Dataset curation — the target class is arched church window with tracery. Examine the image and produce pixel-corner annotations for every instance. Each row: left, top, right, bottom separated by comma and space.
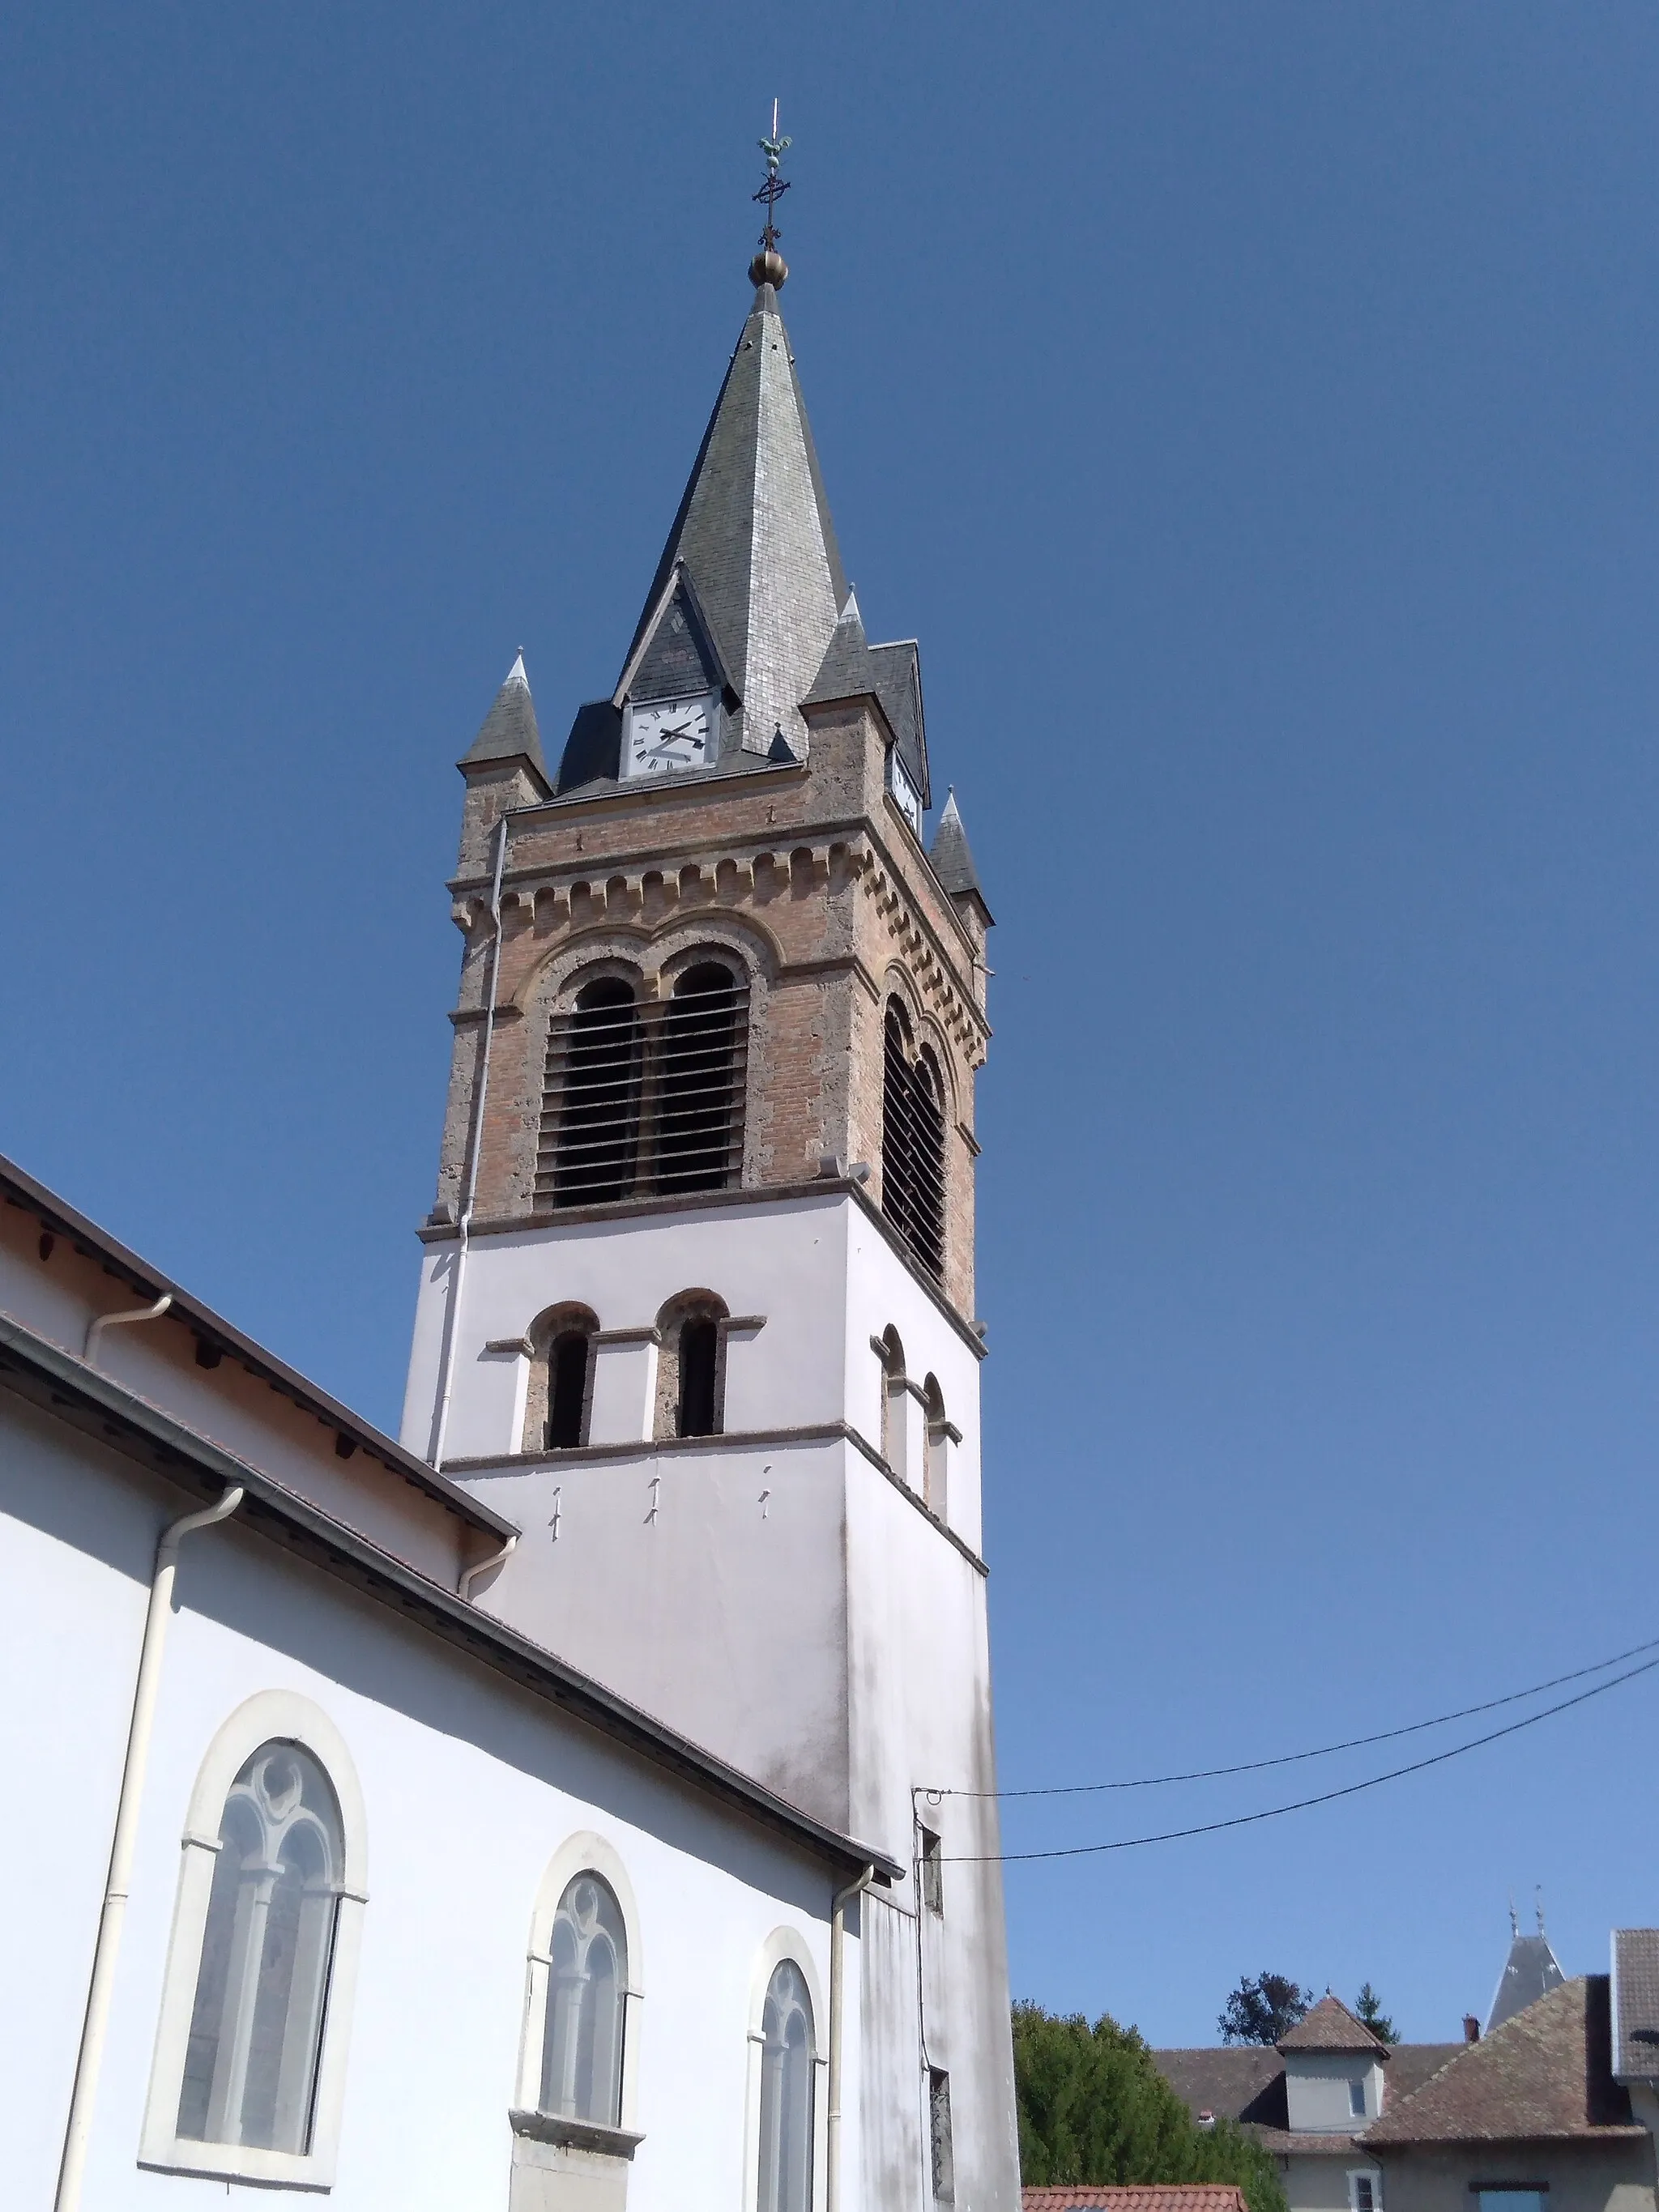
539, 1873, 629, 2128
538, 957, 748, 1208
757, 1960, 816, 2212
881, 1001, 946, 1278
174, 1741, 344, 2156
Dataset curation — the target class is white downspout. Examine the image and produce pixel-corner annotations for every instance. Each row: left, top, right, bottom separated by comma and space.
430, 812, 509, 1470
458, 1530, 519, 1602
85, 1293, 173, 1366
827, 1861, 875, 2212
54, 1482, 245, 2212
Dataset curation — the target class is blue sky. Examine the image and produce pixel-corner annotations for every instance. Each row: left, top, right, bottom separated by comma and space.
3, 4, 1657, 2048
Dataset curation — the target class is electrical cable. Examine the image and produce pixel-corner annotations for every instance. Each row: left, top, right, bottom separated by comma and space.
930, 1628, 1659, 1800
940, 1648, 1659, 1864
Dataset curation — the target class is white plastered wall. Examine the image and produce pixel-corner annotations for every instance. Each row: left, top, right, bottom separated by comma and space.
1, 1397, 856, 2212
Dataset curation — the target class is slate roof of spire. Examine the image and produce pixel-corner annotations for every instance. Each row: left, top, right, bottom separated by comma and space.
1488, 1928, 1567, 2035
929, 790, 988, 914
462, 652, 548, 782
621, 280, 847, 761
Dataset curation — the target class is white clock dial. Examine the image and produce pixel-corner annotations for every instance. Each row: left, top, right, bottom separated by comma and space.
625, 694, 715, 778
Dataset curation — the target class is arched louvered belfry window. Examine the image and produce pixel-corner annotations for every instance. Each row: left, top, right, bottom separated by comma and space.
653, 961, 748, 1194
757, 1961, 817, 2212
543, 978, 643, 1205
540, 1873, 629, 2128
881, 1002, 946, 1278
175, 1742, 344, 2155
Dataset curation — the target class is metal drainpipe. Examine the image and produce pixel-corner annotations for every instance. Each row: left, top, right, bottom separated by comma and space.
827, 1860, 876, 2212
53, 1483, 245, 2212
84, 1293, 173, 1366
430, 812, 509, 1470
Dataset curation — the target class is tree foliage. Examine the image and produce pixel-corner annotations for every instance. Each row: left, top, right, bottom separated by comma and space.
1218, 1974, 1311, 2046
1013, 2001, 1287, 2212
1354, 1985, 1396, 2044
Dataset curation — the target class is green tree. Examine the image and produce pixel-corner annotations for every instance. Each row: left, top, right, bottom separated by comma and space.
1354, 1985, 1396, 2044
1218, 1974, 1311, 2046
1013, 2001, 1287, 2212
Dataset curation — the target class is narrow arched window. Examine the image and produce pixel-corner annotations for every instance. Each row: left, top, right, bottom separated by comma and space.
547, 1330, 592, 1448
540, 1873, 629, 2128
881, 1003, 946, 1277
655, 1291, 729, 1440
175, 1742, 343, 2156
653, 961, 748, 1193
678, 1316, 719, 1436
923, 1375, 949, 1520
542, 978, 643, 1206
757, 1961, 816, 2212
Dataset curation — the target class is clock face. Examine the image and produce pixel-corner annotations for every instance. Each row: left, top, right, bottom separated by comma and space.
625, 694, 716, 778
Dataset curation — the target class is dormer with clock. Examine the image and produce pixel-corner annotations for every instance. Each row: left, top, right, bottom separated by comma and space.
613, 566, 734, 782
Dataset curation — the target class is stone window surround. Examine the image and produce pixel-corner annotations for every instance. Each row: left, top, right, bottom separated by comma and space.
139, 1690, 369, 2193
512, 1831, 646, 2146
744, 1928, 830, 2212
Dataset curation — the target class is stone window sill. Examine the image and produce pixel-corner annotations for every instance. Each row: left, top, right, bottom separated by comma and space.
509, 2111, 645, 2160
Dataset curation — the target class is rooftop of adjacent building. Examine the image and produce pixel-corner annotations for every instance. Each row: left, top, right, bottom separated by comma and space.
1022, 2189, 1249, 2212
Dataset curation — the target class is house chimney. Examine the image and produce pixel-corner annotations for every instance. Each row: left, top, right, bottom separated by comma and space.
1463, 2015, 1481, 2044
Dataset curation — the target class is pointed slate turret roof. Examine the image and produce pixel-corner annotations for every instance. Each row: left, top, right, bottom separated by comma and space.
462, 652, 548, 781
1488, 1925, 1567, 2035
621, 279, 848, 757
803, 591, 932, 802
930, 790, 988, 914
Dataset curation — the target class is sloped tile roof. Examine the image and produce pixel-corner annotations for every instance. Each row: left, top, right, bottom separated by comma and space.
1278, 1994, 1390, 2056
1364, 1978, 1640, 2145
1613, 1930, 1659, 2082
1022, 2189, 1248, 2212
1154, 2042, 1466, 2156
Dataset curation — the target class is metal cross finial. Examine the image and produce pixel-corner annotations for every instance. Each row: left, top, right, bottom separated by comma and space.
754, 99, 792, 254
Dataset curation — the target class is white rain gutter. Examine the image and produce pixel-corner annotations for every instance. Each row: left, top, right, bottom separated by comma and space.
458, 1530, 519, 1602
827, 1860, 876, 2212
54, 1482, 245, 2212
430, 812, 509, 1470
85, 1293, 173, 1366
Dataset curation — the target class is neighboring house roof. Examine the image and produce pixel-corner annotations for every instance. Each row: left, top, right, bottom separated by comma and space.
1153, 2041, 1470, 2156
1613, 1929, 1659, 2082
1487, 1929, 1567, 2035
1364, 1978, 1641, 2146
1279, 1995, 1391, 2056
1022, 2190, 1248, 2212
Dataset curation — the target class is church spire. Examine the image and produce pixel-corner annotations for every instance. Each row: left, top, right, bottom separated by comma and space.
616, 122, 847, 761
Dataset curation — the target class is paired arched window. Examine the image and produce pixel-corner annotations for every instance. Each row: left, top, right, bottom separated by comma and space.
757, 1960, 817, 2212
541, 1873, 629, 2127
176, 1742, 343, 2154
655, 1291, 728, 1439
539, 957, 749, 1207
881, 1001, 945, 1278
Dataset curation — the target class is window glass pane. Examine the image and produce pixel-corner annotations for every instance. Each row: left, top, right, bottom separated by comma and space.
759, 1962, 815, 2212
1350, 2081, 1367, 2116
542, 1873, 629, 2126
1479, 2194, 1545, 2212
176, 1741, 343, 2155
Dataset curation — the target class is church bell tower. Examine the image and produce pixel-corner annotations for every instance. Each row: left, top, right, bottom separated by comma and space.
401, 156, 1019, 2212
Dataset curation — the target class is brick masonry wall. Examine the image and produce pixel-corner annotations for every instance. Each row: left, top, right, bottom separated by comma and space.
434, 706, 991, 1320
